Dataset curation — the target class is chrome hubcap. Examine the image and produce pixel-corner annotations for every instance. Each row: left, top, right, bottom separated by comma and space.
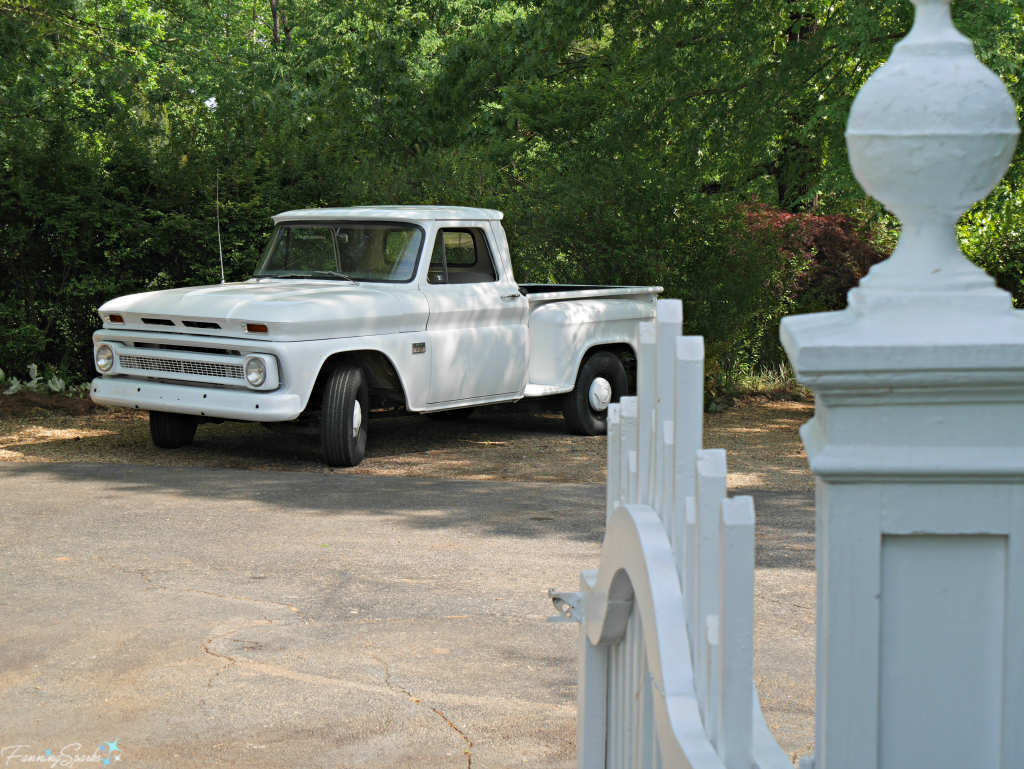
352, 400, 363, 439
589, 377, 612, 411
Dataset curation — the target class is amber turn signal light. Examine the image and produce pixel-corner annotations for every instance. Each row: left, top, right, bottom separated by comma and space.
108, 314, 124, 324
244, 323, 268, 333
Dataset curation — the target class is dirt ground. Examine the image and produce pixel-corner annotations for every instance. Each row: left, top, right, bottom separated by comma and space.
0, 392, 814, 492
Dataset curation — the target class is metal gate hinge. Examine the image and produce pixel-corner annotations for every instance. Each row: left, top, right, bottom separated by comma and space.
547, 589, 582, 623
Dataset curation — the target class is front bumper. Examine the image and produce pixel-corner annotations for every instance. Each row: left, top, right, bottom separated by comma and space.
91, 377, 302, 422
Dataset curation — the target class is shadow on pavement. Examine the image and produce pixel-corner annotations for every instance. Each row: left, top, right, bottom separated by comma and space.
0, 462, 609, 543
740, 489, 816, 572
0, 465, 815, 563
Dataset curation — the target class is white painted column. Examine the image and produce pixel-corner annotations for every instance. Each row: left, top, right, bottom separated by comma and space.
781, 2, 1022, 767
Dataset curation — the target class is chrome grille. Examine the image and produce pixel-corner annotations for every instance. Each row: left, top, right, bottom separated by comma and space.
118, 354, 244, 380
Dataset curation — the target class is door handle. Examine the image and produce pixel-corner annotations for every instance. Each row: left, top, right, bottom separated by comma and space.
501, 294, 520, 300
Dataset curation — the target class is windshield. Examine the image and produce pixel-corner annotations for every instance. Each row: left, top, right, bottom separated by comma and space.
254, 223, 424, 283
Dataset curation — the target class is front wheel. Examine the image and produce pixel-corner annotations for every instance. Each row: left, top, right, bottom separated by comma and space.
149, 411, 198, 449
562, 352, 628, 436
321, 364, 370, 467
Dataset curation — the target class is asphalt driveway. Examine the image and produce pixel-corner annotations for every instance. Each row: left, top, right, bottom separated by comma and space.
0, 464, 814, 767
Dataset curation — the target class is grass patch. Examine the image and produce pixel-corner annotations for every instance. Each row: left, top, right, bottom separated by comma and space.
709, 364, 812, 412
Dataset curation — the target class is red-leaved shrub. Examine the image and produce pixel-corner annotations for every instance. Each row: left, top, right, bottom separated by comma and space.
744, 202, 889, 314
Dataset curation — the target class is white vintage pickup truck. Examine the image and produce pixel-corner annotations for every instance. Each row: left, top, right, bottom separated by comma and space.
91, 206, 661, 466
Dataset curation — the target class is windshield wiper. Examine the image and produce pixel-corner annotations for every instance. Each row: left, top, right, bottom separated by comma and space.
258, 271, 356, 282
310, 271, 356, 282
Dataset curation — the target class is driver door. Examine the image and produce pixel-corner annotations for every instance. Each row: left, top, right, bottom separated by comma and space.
423, 224, 527, 404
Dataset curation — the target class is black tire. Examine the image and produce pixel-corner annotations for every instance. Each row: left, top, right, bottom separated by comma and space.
425, 407, 476, 421
321, 364, 369, 467
562, 351, 628, 436
149, 411, 198, 449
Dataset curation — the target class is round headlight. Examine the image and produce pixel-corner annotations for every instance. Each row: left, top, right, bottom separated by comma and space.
245, 358, 267, 387
95, 344, 114, 372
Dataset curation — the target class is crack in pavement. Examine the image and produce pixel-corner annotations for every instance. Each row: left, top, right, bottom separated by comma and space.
198, 619, 280, 719
201, 626, 242, 701
94, 556, 305, 618
94, 557, 306, 721
91, 556, 523, 761
371, 653, 473, 768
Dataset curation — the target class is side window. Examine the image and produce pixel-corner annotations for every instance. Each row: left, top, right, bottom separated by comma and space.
426, 229, 498, 285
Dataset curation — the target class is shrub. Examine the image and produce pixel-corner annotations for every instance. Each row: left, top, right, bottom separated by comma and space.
744, 202, 889, 314
732, 203, 889, 377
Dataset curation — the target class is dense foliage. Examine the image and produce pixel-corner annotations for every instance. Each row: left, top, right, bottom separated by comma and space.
1, 0, 1022, 386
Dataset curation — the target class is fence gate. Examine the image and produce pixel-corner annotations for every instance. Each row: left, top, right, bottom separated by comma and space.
550, 302, 791, 769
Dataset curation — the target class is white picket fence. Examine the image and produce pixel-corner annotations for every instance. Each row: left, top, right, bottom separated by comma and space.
550, 301, 790, 769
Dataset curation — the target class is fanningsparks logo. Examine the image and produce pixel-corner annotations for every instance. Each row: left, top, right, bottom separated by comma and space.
1, 740, 122, 766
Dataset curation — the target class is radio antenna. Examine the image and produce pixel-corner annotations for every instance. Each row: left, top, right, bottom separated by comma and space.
216, 171, 226, 284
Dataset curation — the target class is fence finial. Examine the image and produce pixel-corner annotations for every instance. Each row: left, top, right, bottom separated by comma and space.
844, 0, 1019, 310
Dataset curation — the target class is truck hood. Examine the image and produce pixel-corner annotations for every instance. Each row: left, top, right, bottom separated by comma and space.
99, 280, 424, 341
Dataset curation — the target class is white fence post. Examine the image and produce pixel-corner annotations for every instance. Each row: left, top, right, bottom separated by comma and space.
636, 322, 657, 506
781, 2, 1022, 767
675, 337, 705, 588
577, 570, 608, 769
620, 396, 638, 506
655, 301, 683, 519
606, 404, 621, 526
694, 450, 727, 746
718, 496, 754, 769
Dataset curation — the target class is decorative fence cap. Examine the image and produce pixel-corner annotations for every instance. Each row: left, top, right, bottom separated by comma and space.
845, 0, 1019, 309
783, 0, 1023, 380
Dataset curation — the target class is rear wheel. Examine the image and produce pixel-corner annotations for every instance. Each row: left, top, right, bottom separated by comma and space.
425, 407, 475, 421
562, 352, 628, 436
322, 364, 369, 467
149, 411, 198, 449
